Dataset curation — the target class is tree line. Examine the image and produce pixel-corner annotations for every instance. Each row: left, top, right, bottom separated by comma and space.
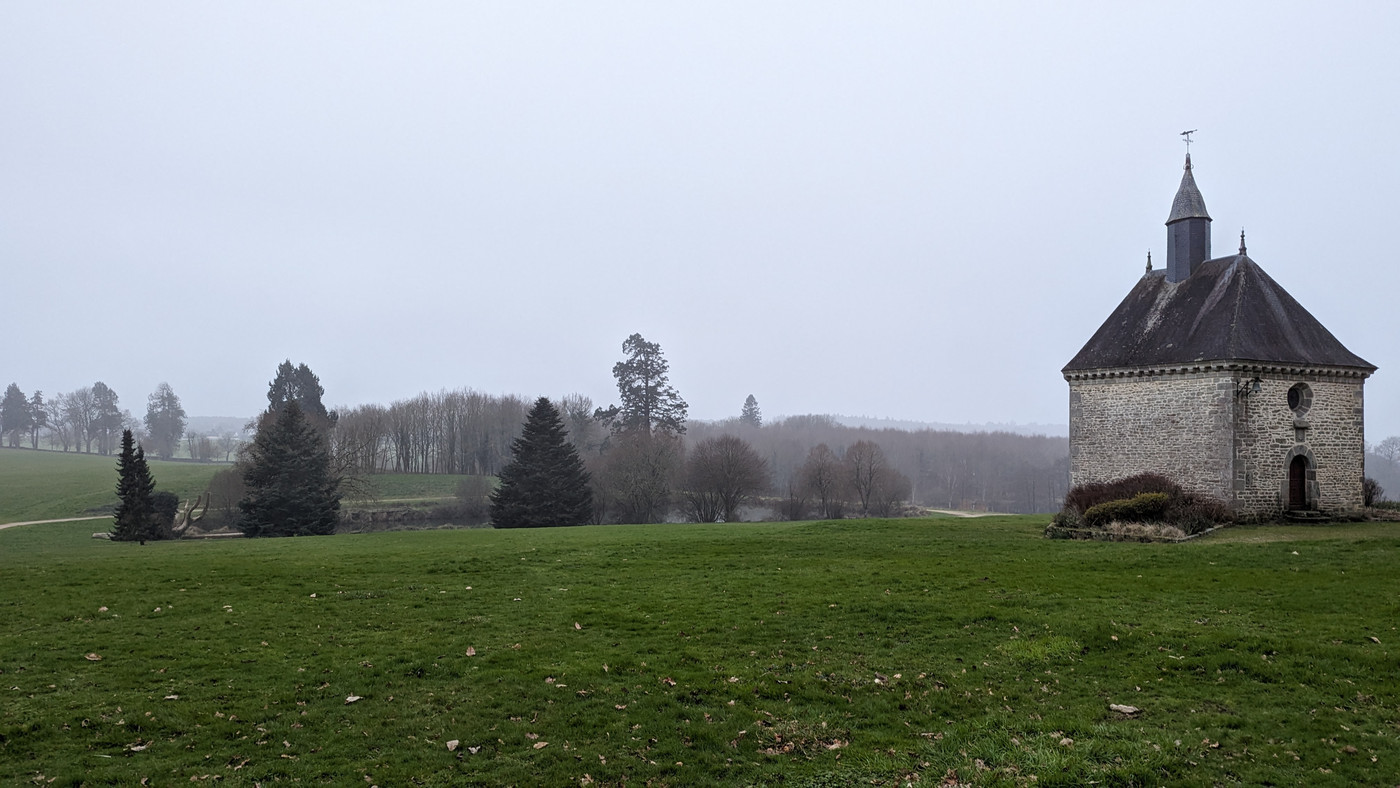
1, 380, 236, 460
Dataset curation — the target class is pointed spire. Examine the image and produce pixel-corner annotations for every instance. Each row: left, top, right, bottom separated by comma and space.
1146, 250, 1152, 273
1239, 228, 1247, 255
1165, 151, 1213, 282
1167, 153, 1211, 224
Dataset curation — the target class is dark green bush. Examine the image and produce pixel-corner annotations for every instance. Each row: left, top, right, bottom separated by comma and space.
1084, 492, 1170, 527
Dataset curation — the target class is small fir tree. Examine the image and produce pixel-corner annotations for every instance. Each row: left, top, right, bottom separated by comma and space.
490, 397, 593, 528
111, 429, 156, 542
239, 399, 341, 537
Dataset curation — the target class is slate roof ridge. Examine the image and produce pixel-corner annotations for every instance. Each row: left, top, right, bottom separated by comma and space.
1064, 253, 1374, 374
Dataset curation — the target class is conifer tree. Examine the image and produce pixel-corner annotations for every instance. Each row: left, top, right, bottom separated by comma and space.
111, 429, 156, 542
595, 334, 688, 437
1, 383, 33, 448
239, 399, 341, 537
490, 397, 593, 528
739, 394, 762, 428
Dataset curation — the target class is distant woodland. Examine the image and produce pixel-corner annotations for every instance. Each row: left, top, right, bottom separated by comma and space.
6, 336, 1398, 520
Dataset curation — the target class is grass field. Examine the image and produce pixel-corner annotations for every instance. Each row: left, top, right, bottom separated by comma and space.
0, 448, 225, 524
348, 473, 467, 503
2, 516, 1398, 785
0, 449, 477, 525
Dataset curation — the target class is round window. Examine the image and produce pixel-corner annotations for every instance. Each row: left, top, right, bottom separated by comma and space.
1287, 382, 1312, 416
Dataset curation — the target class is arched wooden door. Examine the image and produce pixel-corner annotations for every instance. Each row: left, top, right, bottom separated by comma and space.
1288, 455, 1308, 510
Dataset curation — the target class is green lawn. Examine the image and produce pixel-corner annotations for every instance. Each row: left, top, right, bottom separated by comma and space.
0, 448, 224, 524
0, 449, 480, 523
348, 472, 471, 503
2, 516, 1398, 785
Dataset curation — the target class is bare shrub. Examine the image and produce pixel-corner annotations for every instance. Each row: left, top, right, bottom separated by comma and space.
1363, 477, 1384, 507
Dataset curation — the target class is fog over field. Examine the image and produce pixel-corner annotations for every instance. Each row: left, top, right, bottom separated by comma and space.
3, 3, 1396, 438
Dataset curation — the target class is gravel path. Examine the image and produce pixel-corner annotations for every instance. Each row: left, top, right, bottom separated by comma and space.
0, 515, 108, 530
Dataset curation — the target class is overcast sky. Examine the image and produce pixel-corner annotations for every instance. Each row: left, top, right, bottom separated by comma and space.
3, 3, 1397, 439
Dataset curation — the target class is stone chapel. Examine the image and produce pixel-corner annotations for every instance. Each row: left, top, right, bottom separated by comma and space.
1062, 154, 1376, 518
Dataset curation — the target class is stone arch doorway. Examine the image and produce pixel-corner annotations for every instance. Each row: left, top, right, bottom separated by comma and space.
1288, 455, 1308, 510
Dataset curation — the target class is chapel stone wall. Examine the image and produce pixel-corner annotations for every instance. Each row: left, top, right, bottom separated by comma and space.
1233, 374, 1366, 515
1067, 371, 1235, 502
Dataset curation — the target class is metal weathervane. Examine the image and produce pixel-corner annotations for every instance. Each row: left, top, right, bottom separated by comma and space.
1180, 129, 1197, 152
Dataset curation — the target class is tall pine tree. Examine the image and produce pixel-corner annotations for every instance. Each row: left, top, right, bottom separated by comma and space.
490, 398, 593, 528
111, 429, 156, 542
238, 399, 341, 537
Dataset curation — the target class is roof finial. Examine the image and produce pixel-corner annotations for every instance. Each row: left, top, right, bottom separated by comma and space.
1181, 129, 1196, 153
1146, 250, 1152, 273
1239, 228, 1247, 256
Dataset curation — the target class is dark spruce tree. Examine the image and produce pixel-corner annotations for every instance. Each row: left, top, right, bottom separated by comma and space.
238, 399, 341, 537
111, 429, 157, 543
490, 397, 593, 528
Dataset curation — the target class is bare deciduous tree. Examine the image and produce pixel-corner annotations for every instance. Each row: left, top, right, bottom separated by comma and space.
592, 433, 682, 524
800, 443, 847, 519
845, 440, 889, 516
683, 434, 769, 522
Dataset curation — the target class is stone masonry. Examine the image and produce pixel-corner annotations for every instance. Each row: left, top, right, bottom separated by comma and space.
1067, 365, 1368, 517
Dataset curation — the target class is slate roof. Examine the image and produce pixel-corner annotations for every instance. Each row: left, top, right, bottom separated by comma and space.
1167, 153, 1211, 223
1063, 254, 1375, 373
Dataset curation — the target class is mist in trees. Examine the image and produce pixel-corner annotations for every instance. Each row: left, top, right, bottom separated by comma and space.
2, 383, 32, 448
90, 382, 123, 455
1368, 436, 1400, 502
683, 435, 770, 522
144, 383, 187, 459
740, 395, 762, 428
335, 389, 531, 476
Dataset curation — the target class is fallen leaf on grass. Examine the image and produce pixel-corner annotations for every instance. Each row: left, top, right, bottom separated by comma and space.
1059, 737, 1074, 747
345, 695, 363, 704
526, 733, 539, 740
85, 653, 102, 661
615, 704, 627, 710
164, 695, 179, 700
98, 606, 108, 613
661, 677, 676, 686
465, 647, 476, 657
447, 740, 459, 751
574, 622, 582, 630
1369, 636, 1381, 644
533, 741, 549, 749
468, 746, 480, 754
1109, 704, 1141, 715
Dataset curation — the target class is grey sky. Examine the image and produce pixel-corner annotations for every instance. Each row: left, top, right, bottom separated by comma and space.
3, 3, 1397, 439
